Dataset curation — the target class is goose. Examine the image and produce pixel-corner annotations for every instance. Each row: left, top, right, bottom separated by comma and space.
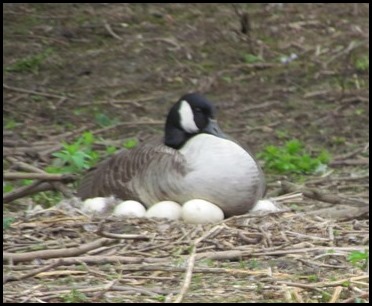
76, 93, 265, 217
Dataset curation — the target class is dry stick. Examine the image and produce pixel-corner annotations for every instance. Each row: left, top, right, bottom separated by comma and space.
91, 120, 163, 135
3, 181, 51, 203
48, 125, 92, 142
341, 291, 369, 303
281, 181, 368, 207
95, 220, 151, 240
306, 174, 369, 185
304, 205, 369, 221
329, 159, 369, 166
103, 20, 122, 40
56, 256, 171, 265
3, 259, 62, 284
3, 238, 115, 263
3, 83, 69, 99
3, 259, 280, 276
277, 275, 368, 290
6, 157, 74, 199
242, 101, 280, 113
173, 225, 224, 303
96, 231, 151, 241
325, 39, 368, 66
3, 179, 71, 203
4, 172, 76, 181
5, 157, 48, 172
329, 286, 343, 303
330, 146, 364, 161
251, 246, 367, 257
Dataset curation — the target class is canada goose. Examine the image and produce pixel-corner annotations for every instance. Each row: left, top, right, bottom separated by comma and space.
77, 93, 265, 217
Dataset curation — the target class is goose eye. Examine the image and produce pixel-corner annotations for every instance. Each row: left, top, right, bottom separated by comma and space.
194, 107, 203, 113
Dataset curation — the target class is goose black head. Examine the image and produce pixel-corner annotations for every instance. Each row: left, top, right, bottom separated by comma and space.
164, 93, 226, 149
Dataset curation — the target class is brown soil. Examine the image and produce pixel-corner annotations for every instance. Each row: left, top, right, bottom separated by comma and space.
3, 4, 369, 303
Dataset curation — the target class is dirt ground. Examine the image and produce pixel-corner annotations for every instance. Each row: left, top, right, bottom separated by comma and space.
3, 4, 369, 303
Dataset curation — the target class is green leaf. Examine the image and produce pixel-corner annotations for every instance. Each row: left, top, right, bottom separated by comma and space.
3, 217, 15, 230
286, 139, 302, 154
243, 53, 263, 64
257, 139, 331, 174
81, 131, 95, 145
347, 250, 369, 264
123, 138, 138, 149
106, 145, 117, 155
52, 151, 70, 161
3, 183, 14, 193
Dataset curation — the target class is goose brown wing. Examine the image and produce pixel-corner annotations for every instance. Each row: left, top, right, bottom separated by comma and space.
76, 137, 188, 201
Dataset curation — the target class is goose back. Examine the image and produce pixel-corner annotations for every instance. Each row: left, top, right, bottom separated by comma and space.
76, 137, 189, 205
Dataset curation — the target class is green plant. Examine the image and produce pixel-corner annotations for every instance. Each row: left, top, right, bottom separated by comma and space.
243, 53, 263, 64
246, 259, 260, 269
347, 250, 369, 270
307, 274, 319, 282
257, 139, 330, 174
155, 295, 166, 302
3, 217, 15, 230
123, 138, 138, 149
95, 113, 119, 127
5, 48, 53, 74
60, 289, 88, 303
48, 132, 138, 174
48, 132, 100, 174
3, 183, 13, 193
355, 55, 369, 72
4, 118, 20, 129
31, 191, 63, 208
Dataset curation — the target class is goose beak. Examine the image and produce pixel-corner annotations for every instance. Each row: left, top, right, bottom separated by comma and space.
202, 119, 227, 139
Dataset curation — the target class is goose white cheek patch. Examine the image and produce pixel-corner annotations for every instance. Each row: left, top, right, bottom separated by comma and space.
179, 100, 199, 133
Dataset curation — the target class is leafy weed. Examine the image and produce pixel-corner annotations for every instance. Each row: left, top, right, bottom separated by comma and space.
257, 139, 330, 174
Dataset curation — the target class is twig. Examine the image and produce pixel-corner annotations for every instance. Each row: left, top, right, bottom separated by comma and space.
330, 286, 343, 303
143, 37, 181, 51
304, 205, 369, 221
3, 238, 115, 263
281, 181, 368, 207
173, 225, 225, 303
47, 125, 91, 142
3, 83, 68, 99
91, 121, 163, 135
3, 181, 51, 203
3, 260, 62, 284
278, 275, 368, 289
6, 157, 49, 173
94, 220, 151, 240
242, 101, 280, 113
325, 40, 368, 66
4, 172, 77, 181
5, 157, 74, 200
103, 20, 122, 40
341, 291, 369, 303
329, 158, 369, 166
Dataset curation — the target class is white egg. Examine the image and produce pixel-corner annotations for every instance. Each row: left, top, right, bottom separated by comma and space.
250, 199, 280, 212
146, 201, 182, 220
82, 197, 107, 214
113, 200, 146, 218
182, 199, 224, 224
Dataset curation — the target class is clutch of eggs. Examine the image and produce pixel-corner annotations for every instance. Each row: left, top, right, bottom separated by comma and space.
81, 197, 224, 223
81, 197, 281, 223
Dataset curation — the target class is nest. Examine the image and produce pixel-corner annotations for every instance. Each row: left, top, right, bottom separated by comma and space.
3, 208, 369, 303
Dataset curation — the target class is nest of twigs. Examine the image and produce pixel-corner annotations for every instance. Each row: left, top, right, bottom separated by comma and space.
3, 206, 369, 303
